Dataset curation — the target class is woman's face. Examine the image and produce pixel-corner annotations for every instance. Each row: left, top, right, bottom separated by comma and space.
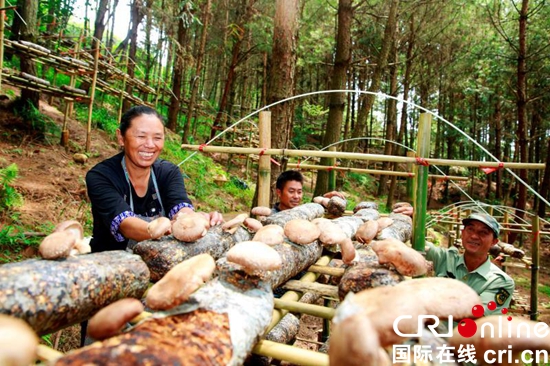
117, 113, 165, 169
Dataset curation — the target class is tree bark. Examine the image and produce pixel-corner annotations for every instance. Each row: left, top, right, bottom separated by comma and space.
350, 0, 399, 152
183, 0, 212, 143
167, 8, 188, 131
210, 0, 256, 141
122, 0, 145, 112
314, 0, 352, 197
509, 0, 529, 244
19, 0, 39, 108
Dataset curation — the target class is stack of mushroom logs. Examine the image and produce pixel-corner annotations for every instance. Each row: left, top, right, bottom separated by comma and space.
0, 201, 547, 365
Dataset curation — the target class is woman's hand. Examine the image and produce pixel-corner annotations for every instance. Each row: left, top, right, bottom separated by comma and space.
208, 211, 224, 226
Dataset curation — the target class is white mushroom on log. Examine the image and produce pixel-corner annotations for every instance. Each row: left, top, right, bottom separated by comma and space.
375, 217, 394, 232
0, 314, 39, 366
39, 220, 89, 259
87, 298, 145, 340
355, 220, 379, 244
284, 219, 320, 245
340, 237, 358, 265
370, 237, 429, 277
226, 240, 282, 275
147, 217, 171, 240
221, 213, 249, 234
146, 253, 216, 310
318, 221, 347, 246
252, 224, 285, 246
243, 217, 263, 232
171, 212, 210, 242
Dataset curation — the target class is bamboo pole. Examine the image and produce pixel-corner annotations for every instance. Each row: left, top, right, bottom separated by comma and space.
36, 345, 63, 362
434, 220, 549, 235
503, 211, 509, 243
282, 280, 339, 298
274, 298, 335, 320
530, 216, 540, 321
257, 111, 271, 207
118, 52, 129, 123
253, 340, 329, 366
412, 113, 431, 252
307, 264, 345, 277
60, 33, 83, 148
406, 151, 415, 201
0, 0, 4, 91
287, 163, 469, 180
85, 43, 100, 153
181, 145, 545, 170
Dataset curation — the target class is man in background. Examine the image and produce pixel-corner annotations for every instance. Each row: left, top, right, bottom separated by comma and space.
272, 170, 344, 213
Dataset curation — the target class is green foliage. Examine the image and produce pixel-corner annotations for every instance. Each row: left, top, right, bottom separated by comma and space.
13, 100, 60, 140
74, 104, 119, 136
0, 164, 23, 216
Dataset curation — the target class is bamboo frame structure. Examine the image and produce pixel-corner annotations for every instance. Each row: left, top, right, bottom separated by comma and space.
287, 162, 469, 180
181, 144, 545, 170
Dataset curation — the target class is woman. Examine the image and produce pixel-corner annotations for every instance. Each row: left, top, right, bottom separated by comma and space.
86, 105, 223, 252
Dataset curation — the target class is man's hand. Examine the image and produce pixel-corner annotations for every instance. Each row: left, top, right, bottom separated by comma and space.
323, 191, 345, 200
393, 205, 413, 217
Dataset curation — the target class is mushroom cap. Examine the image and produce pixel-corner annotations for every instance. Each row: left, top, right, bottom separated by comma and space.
54, 220, 84, 240
0, 314, 39, 366
342, 277, 481, 347
39, 231, 77, 259
147, 217, 172, 239
318, 221, 347, 246
340, 237, 357, 265
449, 315, 550, 356
376, 217, 394, 232
146, 253, 216, 310
252, 224, 285, 246
370, 237, 428, 277
353, 201, 379, 213
87, 298, 144, 340
221, 213, 249, 232
355, 220, 379, 244
243, 218, 263, 232
284, 219, 320, 245
172, 213, 209, 242
392, 202, 412, 210
226, 240, 282, 273
251, 206, 272, 216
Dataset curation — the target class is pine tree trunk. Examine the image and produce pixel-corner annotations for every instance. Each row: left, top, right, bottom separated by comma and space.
183, 0, 212, 143
19, 0, 39, 108
314, 0, 351, 197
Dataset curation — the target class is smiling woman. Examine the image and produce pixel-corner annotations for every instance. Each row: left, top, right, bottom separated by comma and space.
85, 106, 223, 253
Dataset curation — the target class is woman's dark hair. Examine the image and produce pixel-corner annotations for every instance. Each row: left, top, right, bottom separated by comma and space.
119, 106, 164, 136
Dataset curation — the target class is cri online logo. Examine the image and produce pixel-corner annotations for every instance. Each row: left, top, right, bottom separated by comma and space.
457, 301, 511, 338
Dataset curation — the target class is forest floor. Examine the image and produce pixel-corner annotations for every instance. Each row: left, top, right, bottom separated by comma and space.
1, 91, 549, 361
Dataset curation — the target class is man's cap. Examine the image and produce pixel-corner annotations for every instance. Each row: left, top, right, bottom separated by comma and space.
462, 213, 500, 237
